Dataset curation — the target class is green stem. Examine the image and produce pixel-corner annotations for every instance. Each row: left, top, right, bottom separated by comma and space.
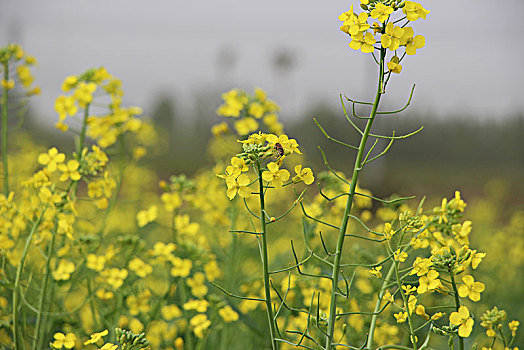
449, 271, 464, 350
2, 62, 9, 196
178, 279, 194, 350
32, 224, 57, 350
77, 103, 90, 157
324, 47, 386, 350
12, 210, 45, 349
394, 261, 418, 350
256, 162, 278, 350
367, 261, 396, 348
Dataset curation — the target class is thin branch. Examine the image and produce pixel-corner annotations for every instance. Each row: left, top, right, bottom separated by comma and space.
313, 118, 359, 150
377, 84, 416, 115
210, 282, 265, 302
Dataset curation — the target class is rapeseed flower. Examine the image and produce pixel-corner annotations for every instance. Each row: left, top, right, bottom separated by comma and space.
38, 147, 65, 173
450, 306, 474, 337
51, 332, 76, 349
458, 275, 485, 302
262, 162, 290, 188
292, 165, 315, 185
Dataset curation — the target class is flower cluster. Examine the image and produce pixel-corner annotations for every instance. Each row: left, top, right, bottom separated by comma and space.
215, 87, 283, 135
0, 43, 40, 95
339, 0, 428, 73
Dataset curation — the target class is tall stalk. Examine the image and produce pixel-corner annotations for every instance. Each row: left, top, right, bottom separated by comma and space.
324, 47, 386, 350
2, 62, 9, 196
12, 210, 45, 349
33, 224, 57, 350
450, 271, 464, 350
256, 161, 278, 350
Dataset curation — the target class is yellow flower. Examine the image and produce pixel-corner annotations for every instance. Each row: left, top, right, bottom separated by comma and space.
417, 270, 441, 294
410, 257, 431, 276
248, 102, 264, 118
458, 275, 485, 302
100, 268, 128, 289
170, 257, 192, 277
161, 305, 182, 320
450, 306, 474, 337
84, 329, 109, 345
370, 3, 393, 22
349, 32, 376, 53
58, 160, 81, 182
226, 174, 252, 200
394, 249, 408, 262
292, 165, 315, 185
387, 56, 402, 74
394, 311, 408, 323
51, 332, 76, 349
128, 257, 153, 278
52, 260, 75, 281
416, 305, 430, 320
403, 1, 430, 21
17, 65, 34, 87
73, 81, 97, 107
137, 205, 158, 227
38, 147, 66, 173
126, 290, 151, 316
370, 266, 382, 278
87, 254, 106, 272
381, 23, 404, 51
161, 192, 182, 212
61, 76, 78, 92
184, 299, 209, 313
1, 79, 15, 90
190, 314, 211, 338
234, 117, 258, 136
509, 320, 519, 337
219, 305, 239, 323
54, 95, 78, 120
262, 162, 290, 188
100, 343, 118, 350
187, 272, 208, 298
211, 122, 229, 137
266, 134, 301, 154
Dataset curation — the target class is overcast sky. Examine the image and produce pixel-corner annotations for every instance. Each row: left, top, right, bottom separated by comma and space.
1, 0, 524, 124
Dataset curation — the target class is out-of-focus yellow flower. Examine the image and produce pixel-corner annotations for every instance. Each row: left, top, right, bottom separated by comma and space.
219, 305, 239, 323
170, 257, 192, 277
137, 205, 158, 227
190, 314, 211, 338
234, 117, 258, 136
128, 257, 153, 278
58, 160, 81, 182
161, 305, 182, 320
52, 260, 75, 281
183, 299, 209, 313
87, 254, 106, 272
38, 147, 66, 173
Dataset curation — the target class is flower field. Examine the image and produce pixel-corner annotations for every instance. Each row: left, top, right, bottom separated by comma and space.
0, 1, 522, 349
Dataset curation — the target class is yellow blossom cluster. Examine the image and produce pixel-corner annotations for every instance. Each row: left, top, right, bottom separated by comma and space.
215, 87, 283, 135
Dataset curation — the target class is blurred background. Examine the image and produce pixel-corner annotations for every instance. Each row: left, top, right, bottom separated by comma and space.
1, 0, 522, 197
1, 0, 523, 345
